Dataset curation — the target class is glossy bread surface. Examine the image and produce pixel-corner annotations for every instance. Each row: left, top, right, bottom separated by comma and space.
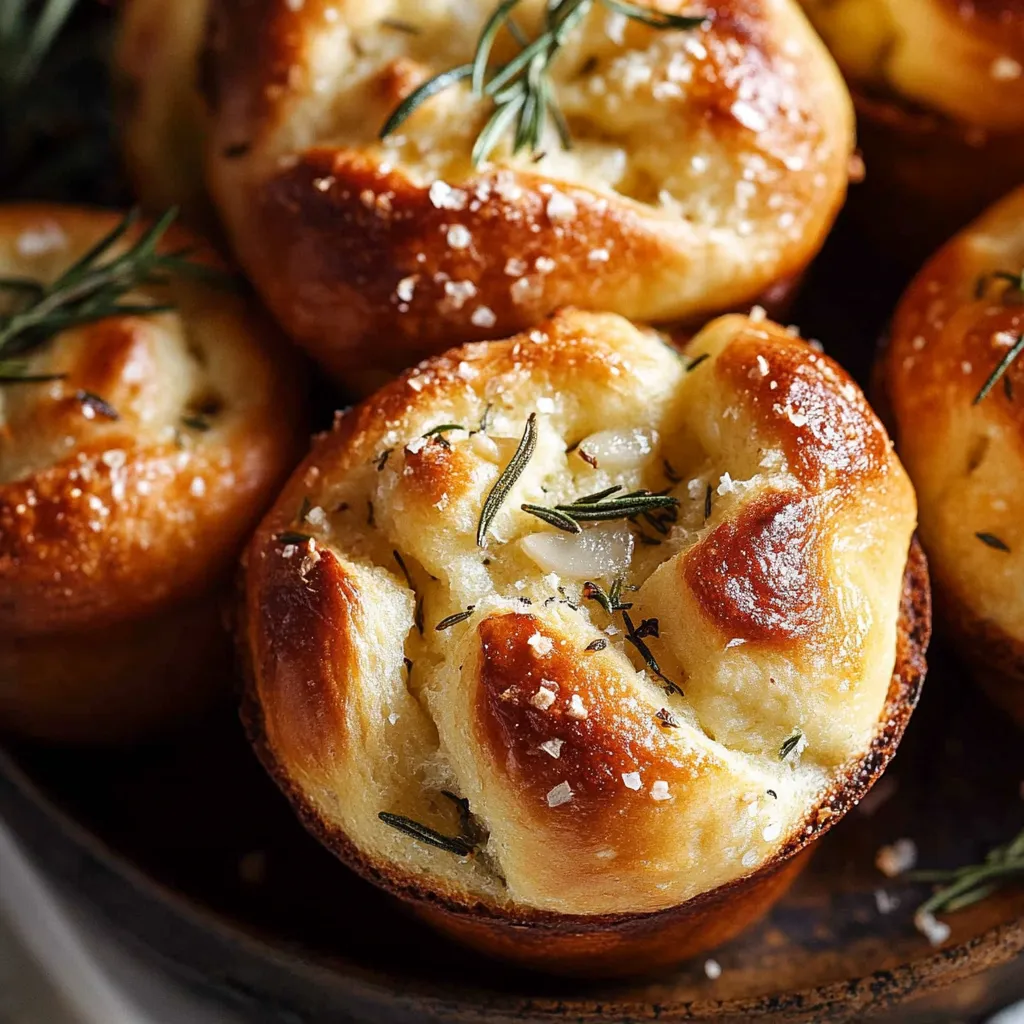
202, 0, 854, 388
242, 308, 917, 921
884, 186, 1024, 718
0, 204, 304, 739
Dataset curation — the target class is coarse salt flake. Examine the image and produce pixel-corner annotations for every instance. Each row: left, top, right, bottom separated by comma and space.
528, 632, 554, 656
914, 910, 951, 948
429, 181, 467, 210
875, 838, 917, 878
704, 959, 722, 980
622, 772, 642, 790
567, 694, 588, 719
470, 305, 496, 328
546, 782, 573, 807
540, 738, 564, 758
446, 224, 472, 249
650, 780, 671, 801
531, 685, 557, 710
546, 193, 577, 222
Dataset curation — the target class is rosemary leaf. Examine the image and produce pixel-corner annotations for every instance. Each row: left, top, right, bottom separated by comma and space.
378, 812, 474, 857
477, 412, 537, 546
379, 0, 707, 165
909, 827, 1024, 918
519, 503, 582, 533
976, 532, 1011, 553
779, 731, 804, 760
974, 334, 1024, 405
379, 63, 474, 140
436, 607, 476, 630
277, 531, 313, 546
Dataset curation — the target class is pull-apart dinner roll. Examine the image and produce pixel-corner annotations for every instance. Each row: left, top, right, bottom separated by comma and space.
0, 205, 304, 743
799, 0, 1024, 258
202, 0, 854, 391
115, 0, 212, 225
241, 308, 928, 975
883, 187, 1024, 725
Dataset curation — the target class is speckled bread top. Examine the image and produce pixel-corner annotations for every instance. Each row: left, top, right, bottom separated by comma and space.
799, 0, 1024, 130
885, 187, 1024, 661
201, 0, 854, 389
241, 308, 917, 918
0, 204, 302, 636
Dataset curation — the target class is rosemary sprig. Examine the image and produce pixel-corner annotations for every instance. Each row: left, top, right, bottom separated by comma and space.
0, 208, 233, 382
522, 485, 679, 534
380, 0, 709, 166
378, 812, 475, 857
477, 412, 537, 545
974, 333, 1024, 405
909, 827, 1024, 917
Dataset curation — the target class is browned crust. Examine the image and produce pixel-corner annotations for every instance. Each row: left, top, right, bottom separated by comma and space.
238, 538, 930, 976
0, 203, 306, 635
201, 0, 853, 389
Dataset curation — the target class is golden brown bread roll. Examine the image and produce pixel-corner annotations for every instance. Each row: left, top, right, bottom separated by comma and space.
200, 0, 855, 391
240, 308, 929, 974
799, 0, 1024, 259
115, 0, 211, 225
0, 204, 305, 742
882, 187, 1024, 725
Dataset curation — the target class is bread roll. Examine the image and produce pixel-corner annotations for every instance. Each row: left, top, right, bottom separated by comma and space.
800, 0, 1024, 260
115, 0, 211, 224
882, 186, 1024, 724
0, 205, 304, 742
201, 0, 854, 391
240, 308, 928, 974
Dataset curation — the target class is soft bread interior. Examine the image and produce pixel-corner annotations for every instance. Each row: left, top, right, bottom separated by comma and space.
252, 310, 916, 916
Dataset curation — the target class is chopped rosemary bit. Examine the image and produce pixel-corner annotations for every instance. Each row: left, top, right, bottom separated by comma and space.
376, 448, 392, 470
975, 268, 1024, 300
0, 208, 234, 382
909, 827, 1024, 917
663, 459, 681, 484
477, 412, 537, 545
585, 638, 607, 652
522, 486, 679, 533
686, 352, 710, 372
976, 532, 1010, 552
277, 531, 313, 545
634, 617, 659, 639
974, 333, 1024, 405
378, 812, 474, 856
704, 482, 712, 521
422, 423, 465, 438
380, 0, 708, 166
367, 499, 375, 527
75, 390, 119, 420
622, 610, 682, 695
779, 731, 804, 760
655, 707, 679, 728
436, 607, 476, 630
181, 413, 211, 431
296, 496, 312, 523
